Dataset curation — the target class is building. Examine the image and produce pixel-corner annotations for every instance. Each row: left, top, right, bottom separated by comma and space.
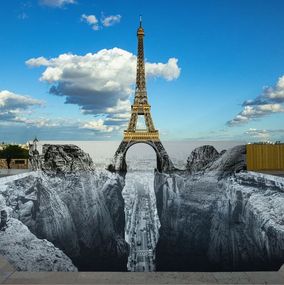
0, 158, 29, 169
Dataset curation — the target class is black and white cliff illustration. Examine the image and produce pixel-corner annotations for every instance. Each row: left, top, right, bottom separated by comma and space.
0, 144, 129, 271
154, 145, 284, 271
0, 143, 284, 272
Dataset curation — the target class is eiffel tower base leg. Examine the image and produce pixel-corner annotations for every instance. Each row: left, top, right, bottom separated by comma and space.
109, 140, 175, 173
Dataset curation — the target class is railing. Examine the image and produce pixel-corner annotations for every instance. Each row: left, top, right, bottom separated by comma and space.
124, 131, 159, 141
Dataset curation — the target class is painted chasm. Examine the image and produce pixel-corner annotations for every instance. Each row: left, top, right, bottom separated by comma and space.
155, 145, 284, 271
0, 144, 284, 271
0, 145, 129, 271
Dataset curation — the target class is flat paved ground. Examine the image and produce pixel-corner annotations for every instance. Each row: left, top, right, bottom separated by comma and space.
0, 169, 30, 178
1, 256, 284, 284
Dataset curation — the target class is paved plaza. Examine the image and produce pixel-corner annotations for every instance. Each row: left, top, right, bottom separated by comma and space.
1, 256, 284, 284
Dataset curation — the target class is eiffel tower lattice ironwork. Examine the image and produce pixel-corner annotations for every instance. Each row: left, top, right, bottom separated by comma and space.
111, 17, 174, 172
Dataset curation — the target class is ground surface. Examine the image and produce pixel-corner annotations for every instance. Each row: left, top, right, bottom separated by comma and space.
0, 169, 30, 178
1, 256, 284, 284
256, 170, 284, 177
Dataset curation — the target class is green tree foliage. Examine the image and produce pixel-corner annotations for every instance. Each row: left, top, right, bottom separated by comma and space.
0, 145, 29, 159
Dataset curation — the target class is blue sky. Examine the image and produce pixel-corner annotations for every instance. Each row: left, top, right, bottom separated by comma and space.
0, 0, 284, 143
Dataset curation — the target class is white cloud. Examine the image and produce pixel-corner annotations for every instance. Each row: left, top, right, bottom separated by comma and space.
0, 90, 44, 123
245, 128, 270, 139
0, 90, 43, 111
245, 128, 284, 141
243, 75, 284, 106
146, 58, 181, 80
81, 119, 117, 133
105, 99, 131, 115
14, 116, 60, 128
0, 111, 118, 136
81, 14, 99, 31
264, 76, 284, 102
0, 93, 121, 139
26, 48, 180, 129
227, 104, 284, 126
26, 56, 50, 67
81, 13, 122, 31
39, 0, 76, 8
228, 76, 284, 126
101, 14, 121, 27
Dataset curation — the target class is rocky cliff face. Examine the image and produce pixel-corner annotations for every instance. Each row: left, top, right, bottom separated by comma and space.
0, 218, 77, 271
207, 145, 247, 178
41, 144, 94, 174
0, 144, 129, 271
186, 145, 220, 173
154, 145, 284, 271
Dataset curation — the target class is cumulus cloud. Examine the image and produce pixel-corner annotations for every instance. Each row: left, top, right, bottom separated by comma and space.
0, 90, 123, 139
146, 58, 181, 80
81, 14, 99, 31
81, 119, 117, 133
39, 0, 76, 8
0, 90, 43, 109
227, 76, 284, 126
227, 104, 284, 126
243, 76, 284, 106
101, 14, 121, 27
26, 56, 50, 67
0, 90, 43, 121
26, 48, 180, 129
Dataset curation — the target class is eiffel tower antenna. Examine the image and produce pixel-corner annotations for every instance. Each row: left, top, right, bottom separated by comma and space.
111, 17, 174, 173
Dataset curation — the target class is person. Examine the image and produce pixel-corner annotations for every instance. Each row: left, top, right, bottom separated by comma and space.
6, 155, 11, 169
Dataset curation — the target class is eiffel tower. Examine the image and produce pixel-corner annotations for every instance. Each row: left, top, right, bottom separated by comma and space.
111, 17, 174, 172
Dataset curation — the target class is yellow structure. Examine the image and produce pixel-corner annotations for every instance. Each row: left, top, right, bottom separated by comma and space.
122, 17, 159, 142
123, 131, 159, 141
246, 144, 284, 171
111, 17, 174, 172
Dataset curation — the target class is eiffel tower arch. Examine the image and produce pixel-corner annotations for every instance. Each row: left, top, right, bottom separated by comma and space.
112, 140, 173, 172
110, 17, 174, 173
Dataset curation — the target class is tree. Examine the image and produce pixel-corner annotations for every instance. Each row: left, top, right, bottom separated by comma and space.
0, 145, 29, 169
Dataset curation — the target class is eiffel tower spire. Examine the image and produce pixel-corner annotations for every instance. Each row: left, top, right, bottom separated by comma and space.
125, 17, 157, 135
135, 15, 147, 105
111, 17, 174, 173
